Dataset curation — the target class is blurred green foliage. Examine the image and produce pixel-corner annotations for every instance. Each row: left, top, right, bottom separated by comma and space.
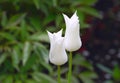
97, 64, 120, 83
0, 0, 102, 83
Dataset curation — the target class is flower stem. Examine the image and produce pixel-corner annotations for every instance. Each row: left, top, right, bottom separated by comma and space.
57, 65, 61, 83
68, 52, 72, 83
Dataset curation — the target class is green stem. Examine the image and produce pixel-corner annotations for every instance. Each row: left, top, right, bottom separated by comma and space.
57, 65, 61, 83
68, 52, 72, 83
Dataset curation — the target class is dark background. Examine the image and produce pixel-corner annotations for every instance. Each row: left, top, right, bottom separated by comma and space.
81, 0, 120, 82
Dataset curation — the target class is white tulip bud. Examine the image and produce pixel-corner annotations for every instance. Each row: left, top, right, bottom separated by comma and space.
63, 11, 82, 51
47, 30, 68, 65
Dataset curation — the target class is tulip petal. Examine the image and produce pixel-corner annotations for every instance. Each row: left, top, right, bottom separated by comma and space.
47, 30, 68, 65
64, 11, 82, 51
47, 31, 53, 43
63, 14, 70, 29
54, 29, 62, 38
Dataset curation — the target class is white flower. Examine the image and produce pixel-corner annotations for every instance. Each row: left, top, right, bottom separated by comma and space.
63, 11, 82, 51
47, 30, 68, 65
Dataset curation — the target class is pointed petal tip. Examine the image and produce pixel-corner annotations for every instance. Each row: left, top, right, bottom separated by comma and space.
75, 10, 77, 14
59, 29, 63, 33
46, 30, 51, 34
47, 30, 53, 38
46, 30, 49, 33
71, 10, 79, 21
62, 13, 67, 18
62, 13, 65, 16
56, 29, 63, 37
73, 10, 78, 16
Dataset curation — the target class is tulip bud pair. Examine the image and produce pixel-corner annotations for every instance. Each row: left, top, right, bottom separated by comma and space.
47, 11, 82, 65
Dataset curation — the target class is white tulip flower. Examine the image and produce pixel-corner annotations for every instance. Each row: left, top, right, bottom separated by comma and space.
63, 11, 82, 51
47, 30, 68, 65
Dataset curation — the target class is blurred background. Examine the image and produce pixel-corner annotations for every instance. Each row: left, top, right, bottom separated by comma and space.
0, 0, 120, 83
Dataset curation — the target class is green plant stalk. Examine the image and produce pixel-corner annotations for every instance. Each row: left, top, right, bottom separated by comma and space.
57, 65, 61, 83
68, 52, 72, 83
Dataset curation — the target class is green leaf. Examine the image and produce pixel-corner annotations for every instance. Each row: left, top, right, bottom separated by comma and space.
79, 6, 103, 19
33, 0, 40, 9
15, 80, 22, 83
43, 14, 55, 26
39, 3, 48, 15
113, 66, 120, 81
77, 10, 85, 23
25, 79, 38, 83
32, 72, 57, 83
72, 0, 97, 6
29, 33, 49, 43
29, 17, 42, 31
35, 43, 49, 63
3, 75, 13, 83
81, 23, 91, 29
0, 53, 7, 65
77, 10, 91, 28
55, 15, 64, 29
79, 71, 98, 79
1, 12, 8, 27
33, 43, 53, 73
32, 73, 42, 82
80, 0, 97, 5
0, 32, 15, 41
12, 46, 21, 70
21, 53, 37, 72
52, 0, 57, 7
0, 75, 6, 82
73, 54, 93, 70
72, 76, 79, 83
104, 80, 114, 83
20, 20, 28, 41
3, 59, 14, 72
79, 71, 98, 83
40, 61, 53, 74
97, 64, 113, 74
7, 13, 26, 27
22, 41, 31, 66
